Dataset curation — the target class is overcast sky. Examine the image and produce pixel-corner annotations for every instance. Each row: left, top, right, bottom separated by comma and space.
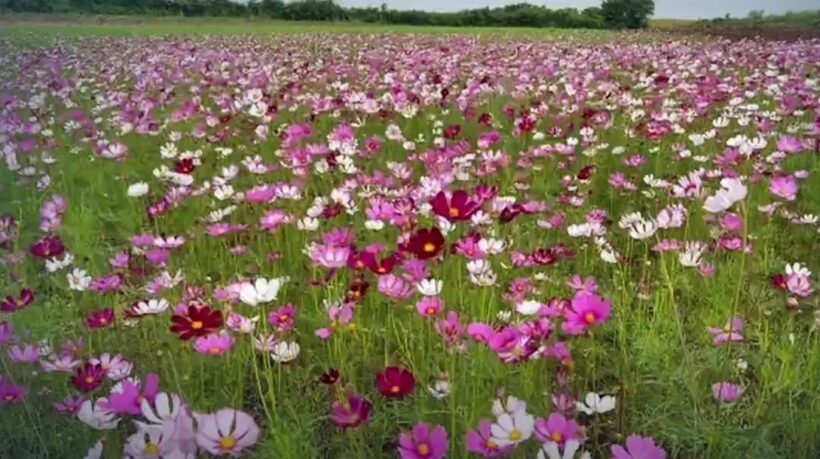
337, 0, 817, 19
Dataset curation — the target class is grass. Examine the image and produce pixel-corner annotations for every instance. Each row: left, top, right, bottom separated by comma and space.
0, 17, 819, 459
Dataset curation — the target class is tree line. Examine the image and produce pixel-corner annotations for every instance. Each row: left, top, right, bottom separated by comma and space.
0, 0, 656, 29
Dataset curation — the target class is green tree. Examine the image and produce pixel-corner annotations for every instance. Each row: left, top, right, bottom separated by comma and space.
601, 0, 654, 29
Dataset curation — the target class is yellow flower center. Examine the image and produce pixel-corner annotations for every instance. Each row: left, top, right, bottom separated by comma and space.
191, 321, 203, 330
449, 207, 460, 217
487, 439, 498, 450
426, 307, 437, 315
144, 442, 160, 455
551, 432, 563, 442
99, 318, 107, 324
584, 312, 596, 324
390, 385, 401, 394
423, 242, 436, 253
16, 299, 25, 308
347, 323, 357, 331
279, 314, 289, 323
509, 429, 523, 442
85, 376, 95, 384
417, 443, 431, 456
377, 266, 387, 273
209, 347, 222, 355
220, 436, 237, 451
4, 394, 14, 401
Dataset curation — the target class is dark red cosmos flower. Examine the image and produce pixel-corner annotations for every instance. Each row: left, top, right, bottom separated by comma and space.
376, 366, 416, 398
170, 305, 223, 341
331, 393, 372, 429
444, 124, 462, 140
174, 158, 196, 174
1, 288, 34, 312
30, 236, 65, 259
499, 204, 524, 224
72, 362, 106, 392
361, 251, 402, 275
319, 368, 340, 385
577, 165, 597, 181
532, 248, 557, 266
86, 308, 115, 329
407, 228, 445, 260
345, 278, 370, 303
478, 112, 493, 126
431, 190, 480, 221
771, 274, 788, 291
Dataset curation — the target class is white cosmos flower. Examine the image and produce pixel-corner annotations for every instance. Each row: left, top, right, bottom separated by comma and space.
618, 212, 645, 229
576, 392, 616, 415
492, 395, 527, 417
679, 241, 708, 267
297, 217, 319, 231
364, 219, 384, 231
490, 410, 535, 447
83, 440, 104, 459
466, 259, 492, 276
270, 341, 300, 363
45, 252, 74, 272
133, 299, 170, 316
538, 439, 591, 459
428, 380, 451, 399
417, 278, 443, 296
516, 299, 542, 316
479, 238, 507, 255
627, 220, 656, 240
77, 399, 120, 430
127, 182, 149, 197
785, 263, 811, 277
703, 178, 747, 213
67, 267, 92, 291
123, 425, 176, 459
470, 210, 492, 226
239, 277, 285, 307
140, 392, 182, 426
436, 216, 455, 235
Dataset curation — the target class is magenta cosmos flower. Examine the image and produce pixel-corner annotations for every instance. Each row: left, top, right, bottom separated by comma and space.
431, 190, 481, 221
611, 435, 667, 459
194, 408, 260, 456
331, 393, 372, 428
86, 308, 115, 329
708, 318, 744, 345
101, 373, 160, 415
534, 413, 580, 445
29, 236, 66, 259
376, 366, 416, 398
71, 362, 106, 392
0, 381, 26, 405
712, 382, 744, 403
466, 419, 515, 457
562, 292, 612, 335
1, 288, 35, 312
398, 423, 449, 459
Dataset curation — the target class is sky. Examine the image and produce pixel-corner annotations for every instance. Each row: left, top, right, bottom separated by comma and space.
336, 0, 818, 19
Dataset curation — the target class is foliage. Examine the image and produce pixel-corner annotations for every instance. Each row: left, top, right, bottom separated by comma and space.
601, 0, 654, 29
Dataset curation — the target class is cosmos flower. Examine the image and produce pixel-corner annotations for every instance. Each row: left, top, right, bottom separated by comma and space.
376, 366, 416, 398
406, 227, 445, 260
101, 373, 160, 415
0, 381, 26, 405
398, 423, 449, 459
703, 178, 747, 213
239, 277, 285, 306
562, 292, 612, 335
431, 190, 480, 221
769, 175, 798, 201
712, 382, 744, 403
194, 409, 260, 457
170, 305, 223, 341
575, 392, 616, 415
86, 308, 115, 329
331, 393, 372, 428
1, 288, 35, 312
490, 409, 535, 447
534, 413, 580, 445
76, 398, 120, 430
708, 318, 745, 345
30, 236, 66, 259
269, 341, 300, 363
611, 435, 667, 459
72, 362, 107, 392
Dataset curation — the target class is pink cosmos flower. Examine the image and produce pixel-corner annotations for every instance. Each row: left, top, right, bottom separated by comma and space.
260, 210, 290, 232
434, 311, 464, 344
708, 318, 744, 345
466, 419, 515, 457
101, 373, 160, 415
720, 213, 744, 233
467, 323, 495, 343
331, 393, 372, 428
534, 413, 580, 445
194, 333, 235, 357
712, 382, 744, 403
54, 395, 86, 415
398, 423, 449, 459
8, 344, 39, 363
378, 274, 414, 299
315, 304, 354, 339
1, 288, 35, 312
0, 321, 13, 347
268, 304, 297, 332
786, 273, 813, 298
309, 244, 351, 269
562, 292, 612, 335
194, 408, 260, 456
567, 275, 597, 294
416, 296, 444, 318
770, 175, 798, 201
611, 435, 667, 459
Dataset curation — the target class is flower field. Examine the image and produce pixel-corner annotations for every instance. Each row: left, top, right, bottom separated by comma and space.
0, 25, 818, 459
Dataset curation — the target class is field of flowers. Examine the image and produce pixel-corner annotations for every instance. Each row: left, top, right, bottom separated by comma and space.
0, 26, 818, 459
